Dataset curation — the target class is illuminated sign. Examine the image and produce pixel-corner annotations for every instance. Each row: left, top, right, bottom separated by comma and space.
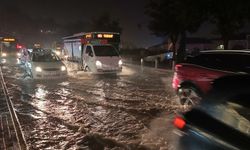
97, 34, 103, 38
3, 38, 16, 42
103, 34, 113, 38
34, 43, 41, 48
85, 34, 92, 38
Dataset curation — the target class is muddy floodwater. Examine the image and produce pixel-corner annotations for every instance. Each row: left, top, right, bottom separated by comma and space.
2, 60, 179, 150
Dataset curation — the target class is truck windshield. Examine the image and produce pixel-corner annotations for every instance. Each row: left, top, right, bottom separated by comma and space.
32, 53, 60, 62
93, 45, 119, 57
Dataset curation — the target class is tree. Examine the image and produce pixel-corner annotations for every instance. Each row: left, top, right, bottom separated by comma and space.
145, 0, 207, 66
89, 13, 122, 34
207, 0, 250, 49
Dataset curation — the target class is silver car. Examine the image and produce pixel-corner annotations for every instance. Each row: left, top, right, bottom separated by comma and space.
25, 50, 67, 79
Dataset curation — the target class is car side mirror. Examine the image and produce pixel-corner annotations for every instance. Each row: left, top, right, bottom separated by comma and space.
89, 53, 93, 57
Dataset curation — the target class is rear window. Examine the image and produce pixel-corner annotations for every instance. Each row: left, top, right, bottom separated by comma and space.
93, 45, 119, 57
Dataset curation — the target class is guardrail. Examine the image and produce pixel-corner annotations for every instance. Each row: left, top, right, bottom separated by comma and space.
0, 67, 27, 150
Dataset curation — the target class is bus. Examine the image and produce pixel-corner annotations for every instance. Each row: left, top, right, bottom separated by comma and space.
0, 37, 21, 58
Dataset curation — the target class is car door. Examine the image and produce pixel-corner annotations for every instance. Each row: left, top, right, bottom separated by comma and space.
84, 45, 95, 71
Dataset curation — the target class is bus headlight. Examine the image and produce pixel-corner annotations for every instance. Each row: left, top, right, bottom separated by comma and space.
35, 67, 42, 72
2, 53, 7, 57
96, 60, 102, 68
118, 60, 123, 66
61, 66, 66, 71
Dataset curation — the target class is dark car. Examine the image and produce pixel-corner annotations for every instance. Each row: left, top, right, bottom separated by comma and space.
172, 50, 250, 107
172, 75, 250, 150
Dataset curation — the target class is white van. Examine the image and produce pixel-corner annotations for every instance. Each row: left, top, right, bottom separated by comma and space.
82, 44, 122, 73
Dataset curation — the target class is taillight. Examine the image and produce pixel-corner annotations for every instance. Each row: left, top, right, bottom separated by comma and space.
173, 116, 186, 129
175, 64, 183, 71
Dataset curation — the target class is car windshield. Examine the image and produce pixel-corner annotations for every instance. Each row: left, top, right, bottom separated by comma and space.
32, 53, 60, 62
93, 45, 119, 57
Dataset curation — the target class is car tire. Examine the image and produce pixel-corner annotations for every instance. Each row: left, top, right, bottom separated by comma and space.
177, 86, 202, 109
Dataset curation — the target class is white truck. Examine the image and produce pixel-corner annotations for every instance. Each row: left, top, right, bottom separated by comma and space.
62, 32, 122, 73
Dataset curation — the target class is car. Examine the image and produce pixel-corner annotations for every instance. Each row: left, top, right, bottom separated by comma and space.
172, 50, 250, 107
25, 49, 67, 79
172, 75, 250, 150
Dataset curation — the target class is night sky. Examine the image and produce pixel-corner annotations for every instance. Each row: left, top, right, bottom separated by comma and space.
0, 0, 163, 48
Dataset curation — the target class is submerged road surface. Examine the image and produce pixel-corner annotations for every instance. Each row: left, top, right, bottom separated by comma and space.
1, 59, 179, 150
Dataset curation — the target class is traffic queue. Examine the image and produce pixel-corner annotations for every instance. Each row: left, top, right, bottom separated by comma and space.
0, 32, 123, 79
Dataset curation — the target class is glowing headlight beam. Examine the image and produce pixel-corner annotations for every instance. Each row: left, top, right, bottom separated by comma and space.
35, 67, 42, 72
61, 66, 66, 71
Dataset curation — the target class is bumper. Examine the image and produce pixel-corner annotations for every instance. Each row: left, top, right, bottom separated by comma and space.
33, 71, 67, 79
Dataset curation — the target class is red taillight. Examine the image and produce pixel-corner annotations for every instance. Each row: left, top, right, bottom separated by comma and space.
16, 44, 23, 49
173, 116, 186, 129
175, 64, 183, 71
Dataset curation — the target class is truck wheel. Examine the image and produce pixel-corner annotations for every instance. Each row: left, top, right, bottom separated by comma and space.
84, 66, 90, 72
177, 86, 202, 109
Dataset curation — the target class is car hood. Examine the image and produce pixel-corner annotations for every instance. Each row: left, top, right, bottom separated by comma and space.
31, 61, 64, 69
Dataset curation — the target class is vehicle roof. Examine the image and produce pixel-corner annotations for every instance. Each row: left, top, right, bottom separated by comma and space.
63, 32, 120, 39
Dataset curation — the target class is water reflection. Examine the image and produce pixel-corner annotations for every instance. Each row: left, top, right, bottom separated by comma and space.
35, 85, 48, 100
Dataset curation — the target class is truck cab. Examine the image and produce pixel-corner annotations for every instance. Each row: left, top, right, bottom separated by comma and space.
82, 44, 122, 73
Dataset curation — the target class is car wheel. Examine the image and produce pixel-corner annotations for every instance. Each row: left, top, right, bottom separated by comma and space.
177, 86, 202, 109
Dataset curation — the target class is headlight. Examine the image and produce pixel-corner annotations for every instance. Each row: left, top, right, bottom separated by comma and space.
17, 53, 21, 57
61, 66, 66, 71
96, 60, 102, 68
2, 53, 7, 57
35, 67, 42, 72
118, 60, 123, 66
1, 59, 6, 64
55, 51, 61, 56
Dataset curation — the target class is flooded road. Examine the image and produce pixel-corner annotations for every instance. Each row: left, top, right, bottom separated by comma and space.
2, 60, 179, 150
